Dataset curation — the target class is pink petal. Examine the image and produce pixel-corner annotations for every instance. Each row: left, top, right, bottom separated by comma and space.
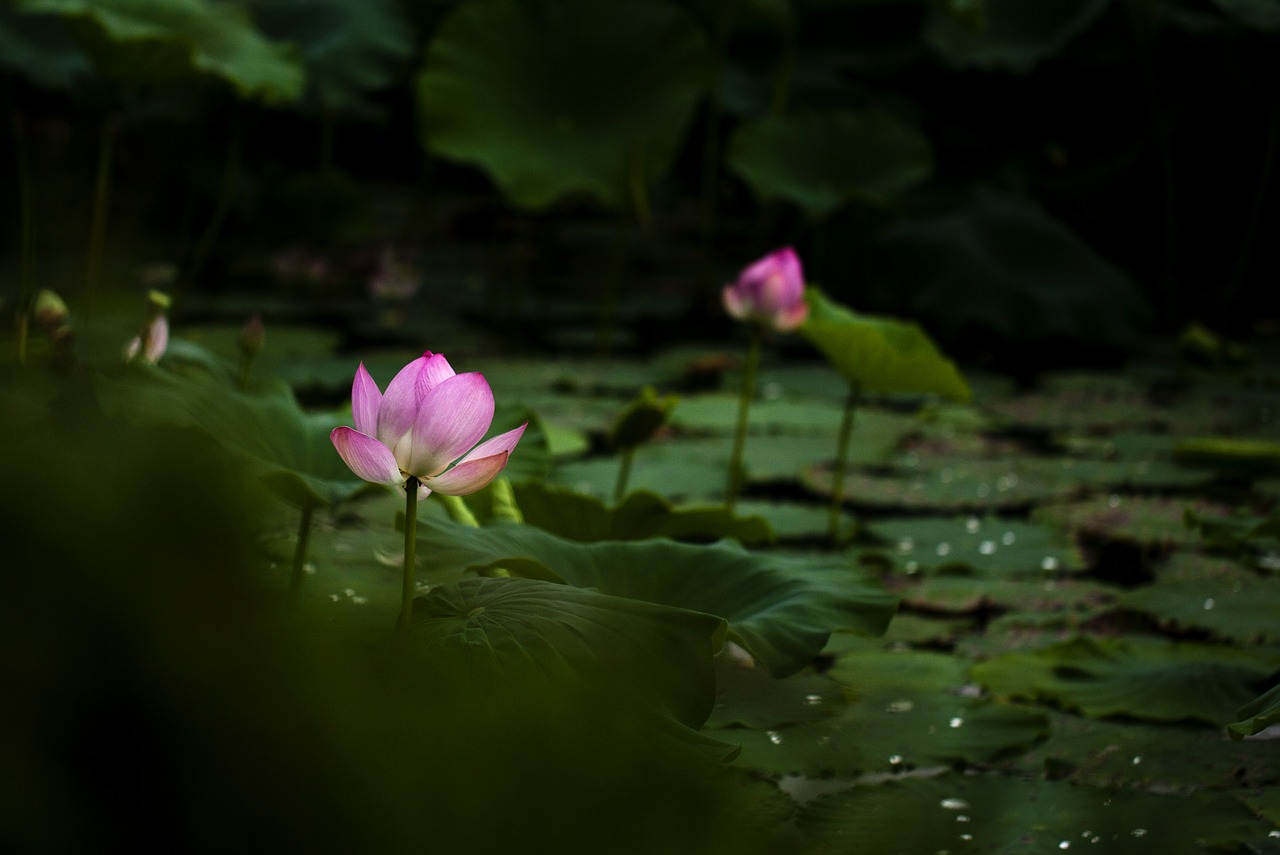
145, 315, 169, 364
330, 427, 402, 485
456, 423, 526, 465
424, 452, 510, 496
376, 351, 457, 446
405, 372, 494, 477
774, 300, 810, 332
722, 285, 750, 321
351, 363, 382, 436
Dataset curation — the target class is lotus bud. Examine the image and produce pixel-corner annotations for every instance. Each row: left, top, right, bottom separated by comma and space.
607, 386, 678, 452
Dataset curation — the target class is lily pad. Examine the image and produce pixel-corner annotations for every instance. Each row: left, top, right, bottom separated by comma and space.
414, 517, 898, 677
794, 772, 1270, 854
726, 108, 933, 219
800, 288, 970, 401
859, 515, 1086, 578
416, 0, 710, 211
514, 482, 774, 545
710, 650, 1048, 777
1035, 495, 1232, 548
1119, 569, 1280, 643
972, 635, 1280, 725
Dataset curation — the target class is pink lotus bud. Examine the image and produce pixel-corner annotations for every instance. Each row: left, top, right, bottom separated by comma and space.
123, 313, 168, 365
722, 247, 809, 332
330, 351, 526, 499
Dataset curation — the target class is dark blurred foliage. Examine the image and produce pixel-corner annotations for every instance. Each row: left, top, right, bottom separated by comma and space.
0, 0, 1276, 357
0, 371, 778, 854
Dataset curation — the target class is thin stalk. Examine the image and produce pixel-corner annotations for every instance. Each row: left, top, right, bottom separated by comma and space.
614, 449, 634, 501
12, 109, 34, 363
289, 504, 315, 602
182, 122, 244, 293
85, 114, 119, 312
399, 477, 420, 633
725, 327, 762, 511
827, 383, 861, 544
437, 493, 481, 528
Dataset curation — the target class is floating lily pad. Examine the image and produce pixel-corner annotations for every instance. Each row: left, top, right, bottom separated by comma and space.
514, 482, 773, 545
972, 635, 1280, 725
1014, 710, 1280, 791
726, 108, 933, 219
794, 772, 1269, 854
416, 0, 710, 211
859, 515, 1085, 578
708, 658, 847, 730
805, 458, 1073, 512
898, 576, 1115, 618
415, 517, 898, 677
735, 499, 856, 542
1119, 567, 1280, 643
1228, 683, 1280, 740
549, 443, 729, 502
710, 650, 1047, 777
1035, 495, 1232, 548
1175, 436, 1280, 475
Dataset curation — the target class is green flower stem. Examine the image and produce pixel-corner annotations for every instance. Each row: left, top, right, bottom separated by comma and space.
399, 476, 420, 633
238, 353, 256, 390
289, 504, 315, 602
828, 383, 862, 544
726, 326, 762, 512
85, 114, 119, 312
614, 449, 635, 501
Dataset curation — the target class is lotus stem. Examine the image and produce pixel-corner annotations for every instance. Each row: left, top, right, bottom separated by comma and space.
614, 449, 634, 501
726, 326, 761, 511
289, 504, 315, 602
85, 114, 119, 312
399, 476, 420, 633
828, 383, 861, 544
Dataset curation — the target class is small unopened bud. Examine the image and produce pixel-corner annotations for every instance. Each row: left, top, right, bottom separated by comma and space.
607, 386, 678, 452
32, 290, 69, 330
147, 289, 172, 313
238, 313, 265, 358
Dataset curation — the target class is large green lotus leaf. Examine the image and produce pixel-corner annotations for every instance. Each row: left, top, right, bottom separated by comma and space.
253, 0, 413, 110
416, 0, 711, 211
859, 515, 1085, 578
95, 365, 364, 508
1015, 710, 1280, 790
707, 657, 847, 729
870, 187, 1149, 351
1119, 571, 1280, 643
800, 288, 970, 401
19, 0, 303, 102
1034, 495, 1231, 549
0, 4, 91, 89
923, 0, 1112, 73
1211, 0, 1280, 30
410, 576, 727, 733
414, 517, 898, 677
710, 650, 1047, 776
794, 773, 1268, 854
1228, 683, 1280, 740
514, 482, 773, 545
726, 108, 932, 219
972, 635, 1280, 725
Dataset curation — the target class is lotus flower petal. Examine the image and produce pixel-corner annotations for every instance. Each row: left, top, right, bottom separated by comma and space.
331, 427, 402, 485
425, 451, 510, 496
724, 247, 807, 332
351, 363, 382, 436
406, 372, 494, 477
456, 423, 527, 465
377, 353, 432, 446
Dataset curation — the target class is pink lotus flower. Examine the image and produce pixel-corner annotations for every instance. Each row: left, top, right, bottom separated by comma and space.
330, 351, 525, 498
723, 247, 809, 332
